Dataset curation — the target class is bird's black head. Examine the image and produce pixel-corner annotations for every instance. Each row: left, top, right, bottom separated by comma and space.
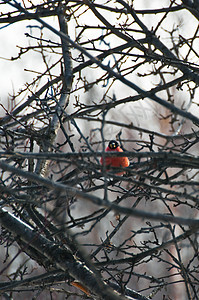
108, 140, 119, 150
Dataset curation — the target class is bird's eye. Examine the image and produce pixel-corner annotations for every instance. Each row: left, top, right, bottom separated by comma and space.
109, 140, 119, 149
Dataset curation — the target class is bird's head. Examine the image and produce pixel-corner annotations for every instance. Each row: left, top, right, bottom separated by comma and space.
108, 140, 119, 150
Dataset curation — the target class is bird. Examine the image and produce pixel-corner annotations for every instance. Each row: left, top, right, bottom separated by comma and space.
100, 140, 130, 175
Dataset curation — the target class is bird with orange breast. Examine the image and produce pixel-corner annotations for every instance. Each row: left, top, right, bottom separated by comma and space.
100, 140, 130, 175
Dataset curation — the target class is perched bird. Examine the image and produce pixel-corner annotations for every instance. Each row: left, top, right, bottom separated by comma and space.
100, 140, 130, 175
